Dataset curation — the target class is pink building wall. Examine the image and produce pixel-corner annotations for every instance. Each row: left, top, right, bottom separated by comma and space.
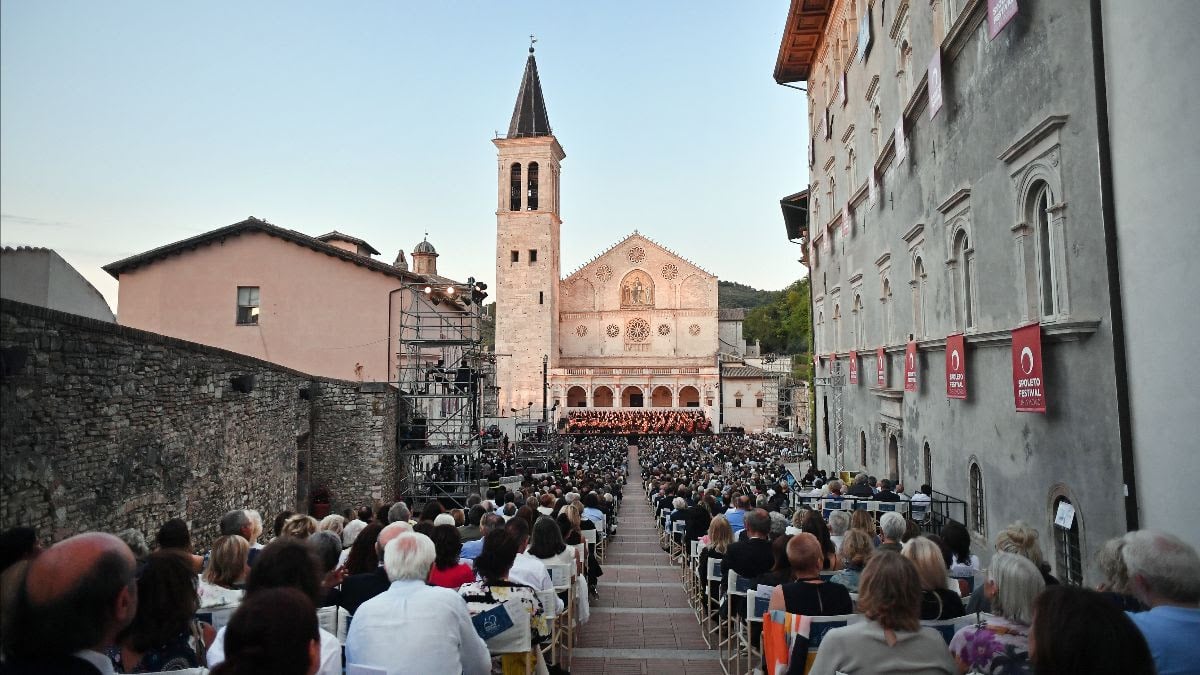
115, 231, 405, 383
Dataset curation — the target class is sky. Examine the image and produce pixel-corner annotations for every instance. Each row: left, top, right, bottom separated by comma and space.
1, 2, 810, 311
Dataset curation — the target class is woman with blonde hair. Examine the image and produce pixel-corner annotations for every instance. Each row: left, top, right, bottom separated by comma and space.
698, 515, 733, 611
965, 520, 1057, 613
829, 528, 873, 592
903, 536, 965, 620
200, 535, 250, 608
280, 514, 318, 540
850, 508, 881, 547
809, 552, 955, 674
316, 514, 344, 539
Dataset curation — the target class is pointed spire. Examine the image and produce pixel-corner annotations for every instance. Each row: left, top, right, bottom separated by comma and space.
507, 43, 552, 139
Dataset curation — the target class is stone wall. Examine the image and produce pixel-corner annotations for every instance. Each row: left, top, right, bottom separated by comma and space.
0, 299, 396, 547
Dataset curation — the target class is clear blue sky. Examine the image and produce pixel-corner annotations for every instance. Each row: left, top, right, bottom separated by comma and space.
1, 2, 810, 310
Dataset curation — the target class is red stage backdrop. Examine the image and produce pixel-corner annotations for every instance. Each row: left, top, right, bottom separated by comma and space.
876, 347, 887, 388
1012, 323, 1046, 412
904, 341, 918, 392
848, 350, 859, 384
946, 333, 967, 399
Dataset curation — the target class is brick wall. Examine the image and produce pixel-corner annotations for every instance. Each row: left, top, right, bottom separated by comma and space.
0, 299, 396, 547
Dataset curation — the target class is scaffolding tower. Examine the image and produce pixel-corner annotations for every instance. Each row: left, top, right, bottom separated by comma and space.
395, 280, 487, 509
760, 354, 791, 431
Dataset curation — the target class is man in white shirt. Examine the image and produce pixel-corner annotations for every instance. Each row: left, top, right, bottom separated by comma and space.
346, 532, 490, 675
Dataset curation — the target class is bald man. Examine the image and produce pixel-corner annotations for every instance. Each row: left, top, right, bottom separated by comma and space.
767, 532, 853, 616
2, 532, 137, 675
338, 521, 411, 615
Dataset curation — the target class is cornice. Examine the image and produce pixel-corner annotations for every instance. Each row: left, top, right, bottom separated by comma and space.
937, 187, 972, 215
999, 115, 1070, 163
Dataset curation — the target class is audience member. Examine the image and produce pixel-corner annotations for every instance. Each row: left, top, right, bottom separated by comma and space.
387, 502, 412, 525
1122, 529, 1200, 675
206, 539, 340, 675
459, 530, 548, 672
2, 532, 138, 675
829, 528, 873, 592
1029, 585, 1155, 675
810, 552, 955, 674
338, 521, 410, 615
308, 531, 346, 605
342, 506, 371, 548
827, 510, 849, 550
208, 588, 320, 675
199, 535, 249, 608
461, 513, 505, 561
878, 512, 906, 553
903, 536, 965, 620
0, 527, 40, 574
722, 508, 774, 589
115, 528, 149, 562
939, 520, 978, 592
458, 505, 487, 542
767, 533, 853, 616
347, 532, 489, 675
874, 478, 901, 502
280, 515, 318, 540
949, 552, 1043, 674
1093, 535, 1145, 611
966, 521, 1056, 613
800, 510, 840, 570
107, 550, 214, 672
427, 524, 474, 589
272, 511, 295, 540
342, 522, 384, 576
155, 518, 204, 573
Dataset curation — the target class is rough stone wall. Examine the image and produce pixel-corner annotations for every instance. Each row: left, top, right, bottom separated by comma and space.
0, 300, 396, 547
309, 381, 398, 513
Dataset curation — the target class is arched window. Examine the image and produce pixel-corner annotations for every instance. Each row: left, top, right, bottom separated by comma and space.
1030, 181, 1058, 318
1052, 495, 1083, 586
509, 163, 522, 211
969, 462, 987, 536
526, 161, 539, 211
954, 230, 976, 329
912, 256, 927, 338
816, 310, 824, 353
852, 294, 865, 349
847, 149, 858, 192
871, 106, 882, 159
898, 39, 913, 103
860, 430, 867, 466
887, 434, 899, 482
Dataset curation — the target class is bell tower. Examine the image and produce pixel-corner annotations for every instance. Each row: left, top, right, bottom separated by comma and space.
494, 44, 565, 414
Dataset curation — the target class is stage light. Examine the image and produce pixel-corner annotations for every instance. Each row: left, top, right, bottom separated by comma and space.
423, 285, 433, 295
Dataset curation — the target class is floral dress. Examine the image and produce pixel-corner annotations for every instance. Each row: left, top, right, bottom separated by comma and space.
459, 579, 550, 643
949, 615, 1032, 674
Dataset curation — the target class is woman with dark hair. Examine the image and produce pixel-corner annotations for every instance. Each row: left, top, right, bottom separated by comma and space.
528, 516, 577, 572
209, 588, 320, 675
1029, 585, 1155, 675
459, 530, 549, 672
206, 539, 341, 675
107, 550, 215, 672
940, 520, 979, 588
272, 510, 295, 540
427, 524, 474, 589
810, 552, 955, 673
418, 500, 444, 523
155, 518, 203, 573
801, 510, 840, 570
342, 522, 383, 576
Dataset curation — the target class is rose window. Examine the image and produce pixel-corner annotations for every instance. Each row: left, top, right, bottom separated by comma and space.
657, 323, 671, 336
626, 318, 651, 342
595, 265, 613, 282
606, 324, 620, 338
627, 246, 646, 263
689, 323, 701, 336
576, 325, 587, 337
661, 263, 679, 280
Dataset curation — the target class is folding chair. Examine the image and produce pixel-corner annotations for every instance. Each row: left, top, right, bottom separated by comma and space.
801, 613, 862, 673
536, 587, 563, 668
684, 539, 701, 602
195, 604, 238, 632
723, 571, 755, 675
920, 615, 976, 645
743, 590, 773, 675
701, 557, 723, 646
317, 604, 351, 644
477, 600, 535, 675
668, 520, 686, 561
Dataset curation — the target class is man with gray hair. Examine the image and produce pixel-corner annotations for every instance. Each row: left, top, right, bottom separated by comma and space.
346, 532, 489, 675
878, 512, 905, 552
387, 501, 412, 525
1122, 530, 1200, 675
459, 513, 505, 561
827, 510, 850, 550
217, 509, 260, 565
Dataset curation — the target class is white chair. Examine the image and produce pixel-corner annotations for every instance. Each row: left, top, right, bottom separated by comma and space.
477, 601, 534, 675
743, 590, 774, 674
317, 604, 350, 644
668, 520, 686, 560
801, 613, 863, 673
545, 563, 572, 590
195, 604, 238, 631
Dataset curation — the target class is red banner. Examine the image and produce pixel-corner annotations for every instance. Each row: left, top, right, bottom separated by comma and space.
876, 347, 887, 388
946, 333, 967, 399
848, 350, 859, 384
1012, 323, 1046, 412
987, 0, 1019, 40
904, 341, 918, 392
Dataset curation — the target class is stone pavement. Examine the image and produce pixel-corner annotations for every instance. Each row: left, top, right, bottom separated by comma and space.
571, 445, 722, 675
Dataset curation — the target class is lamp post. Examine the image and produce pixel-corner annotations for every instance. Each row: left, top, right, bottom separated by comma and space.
542, 354, 549, 424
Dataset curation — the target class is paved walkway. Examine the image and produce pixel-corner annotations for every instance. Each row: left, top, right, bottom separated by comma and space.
572, 445, 721, 675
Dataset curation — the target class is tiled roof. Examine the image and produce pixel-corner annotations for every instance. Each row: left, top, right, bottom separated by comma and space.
103, 217, 422, 283
719, 308, 746, 320
722, 363, 766, 378
315, 231, 381, 256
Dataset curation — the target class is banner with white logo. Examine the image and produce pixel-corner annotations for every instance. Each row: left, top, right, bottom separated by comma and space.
904, 341, 918, 392
946, 333, 967, 399
1012, 323, 1045, 412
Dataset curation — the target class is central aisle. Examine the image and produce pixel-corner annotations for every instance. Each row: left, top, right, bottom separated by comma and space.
572, 444, 721, 675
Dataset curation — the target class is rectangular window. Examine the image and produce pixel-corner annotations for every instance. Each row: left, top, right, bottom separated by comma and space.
529, 249, 538, 263
511, 250, 519, 263
236, 286, 260, 325
735, 398, 743, 408
539, 291, 544, 305
756, 398, 764, 408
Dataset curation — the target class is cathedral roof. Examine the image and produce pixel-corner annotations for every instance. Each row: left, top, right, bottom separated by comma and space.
563, 231, 716, 282
507, 49, 552, 139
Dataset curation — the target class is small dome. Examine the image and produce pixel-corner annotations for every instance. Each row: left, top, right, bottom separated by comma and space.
413, 237, 437, 255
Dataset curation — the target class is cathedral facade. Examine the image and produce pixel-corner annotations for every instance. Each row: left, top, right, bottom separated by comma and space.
493, 49, 719, 422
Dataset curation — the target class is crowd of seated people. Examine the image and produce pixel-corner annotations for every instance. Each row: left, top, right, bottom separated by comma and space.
0, 435, 633, 675
566, 408, 711, 435
638, 432, 1198, 675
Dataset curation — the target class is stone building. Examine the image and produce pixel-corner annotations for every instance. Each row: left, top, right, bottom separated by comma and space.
771, 0, 1199, 579
1, 246, 115, 322
493, 49, 721, 421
